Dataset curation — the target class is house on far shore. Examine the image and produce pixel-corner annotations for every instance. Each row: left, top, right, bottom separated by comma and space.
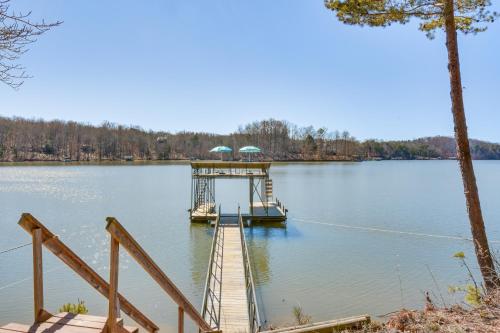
123, 155, 133, 161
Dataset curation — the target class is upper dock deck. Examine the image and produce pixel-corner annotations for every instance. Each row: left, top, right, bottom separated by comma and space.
191, 161, 271, 179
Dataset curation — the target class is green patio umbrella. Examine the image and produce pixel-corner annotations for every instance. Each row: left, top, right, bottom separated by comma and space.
210, 146, 232, 160
239, 146, 261, 161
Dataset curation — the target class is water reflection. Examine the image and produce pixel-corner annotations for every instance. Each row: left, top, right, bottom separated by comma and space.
246, 225, 300, 284
188, 223, 213, 292
2, 161, 500, 330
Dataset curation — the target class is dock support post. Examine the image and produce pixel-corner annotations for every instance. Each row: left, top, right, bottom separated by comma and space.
108, 237, 120, 333
249, 177, 254, 217
32, 228, 44, 323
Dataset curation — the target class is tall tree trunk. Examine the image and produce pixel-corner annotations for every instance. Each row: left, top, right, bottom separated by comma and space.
444, 0, 499, 291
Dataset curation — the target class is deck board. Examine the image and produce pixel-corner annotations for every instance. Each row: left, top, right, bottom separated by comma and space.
1, 313, 137, 333
203, 220, 251, 333
219, 226, 250, 333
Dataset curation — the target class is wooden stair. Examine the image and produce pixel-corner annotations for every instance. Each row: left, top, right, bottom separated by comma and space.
0, 313, 138, 333
3, 214, 216, 333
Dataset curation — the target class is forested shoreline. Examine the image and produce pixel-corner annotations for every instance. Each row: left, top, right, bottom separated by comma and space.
1, 116, 499, 162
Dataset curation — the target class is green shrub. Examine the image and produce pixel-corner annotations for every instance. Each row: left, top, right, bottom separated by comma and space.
450, 252, 484, 306
59, 299, 89, 314
292, 305, 312, 325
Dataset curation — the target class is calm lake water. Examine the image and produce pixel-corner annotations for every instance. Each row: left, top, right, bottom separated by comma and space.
1, 161, 499, 331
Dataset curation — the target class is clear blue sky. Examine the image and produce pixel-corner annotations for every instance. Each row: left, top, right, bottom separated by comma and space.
1, 0, 499, 142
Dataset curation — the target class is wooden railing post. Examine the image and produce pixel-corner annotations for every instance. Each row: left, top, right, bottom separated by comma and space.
108, 237, 120, 333
32, 228, 44, 323
178, 306, 184, 333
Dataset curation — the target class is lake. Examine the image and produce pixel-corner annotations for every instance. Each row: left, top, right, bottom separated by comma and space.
1, 161, 499, 331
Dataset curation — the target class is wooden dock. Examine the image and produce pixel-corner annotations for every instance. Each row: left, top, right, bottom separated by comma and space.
190, 161, 287, 224
220, 224, 250, 333
191, 203, 218, 221
1, 313, 138, 333
202, 213, 260, 333
248, 201, 286, 222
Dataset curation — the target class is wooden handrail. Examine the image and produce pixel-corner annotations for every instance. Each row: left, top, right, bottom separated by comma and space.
105, 217, 214, 333
18, 213, 159, 333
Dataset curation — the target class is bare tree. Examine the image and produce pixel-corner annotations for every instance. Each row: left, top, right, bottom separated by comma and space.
0, 0, 61, 88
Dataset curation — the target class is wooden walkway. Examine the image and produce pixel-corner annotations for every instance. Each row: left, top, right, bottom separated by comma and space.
219, 225, 250, 333
202, 214, 258, 333
0, 313, 138, 333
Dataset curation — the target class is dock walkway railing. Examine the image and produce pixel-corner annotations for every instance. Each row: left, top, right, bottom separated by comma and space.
201, 205, 224, 329
238, 207, 261, 333
275, 198, 287, 217
201, 206, 262, 333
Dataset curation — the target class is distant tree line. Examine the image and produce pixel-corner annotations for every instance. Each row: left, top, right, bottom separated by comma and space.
361, 137, 500, 160
0, 116, 499, 162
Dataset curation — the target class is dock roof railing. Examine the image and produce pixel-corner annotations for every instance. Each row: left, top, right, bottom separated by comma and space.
191, 161, 271, 170
191, 161, 271, 179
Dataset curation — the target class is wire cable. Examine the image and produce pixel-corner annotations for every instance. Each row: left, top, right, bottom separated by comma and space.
0, 242, 32, 255
293, 218, 500, 244
0, 266, 61, 291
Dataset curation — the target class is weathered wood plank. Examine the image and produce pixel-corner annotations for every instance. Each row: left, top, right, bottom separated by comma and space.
108, 237, 120, 333
0, 323, 30, 332
123, 326, 138, 333
2, 315, 138, 333
219, 227, 249, 333
43, 316, 106, 329
0, 329, 22, 333
258, 315, 371, 333
32, 228, 43, 323
53, 313, 113, 323
1, 322, 100, 333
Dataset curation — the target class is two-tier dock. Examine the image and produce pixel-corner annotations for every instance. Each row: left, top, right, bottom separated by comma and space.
194, 161, 286, 333
189, 162, 287, 224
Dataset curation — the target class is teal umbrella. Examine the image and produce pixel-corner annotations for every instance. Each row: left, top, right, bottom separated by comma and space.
210, 146, 232, 160
239, 146, 261, 161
